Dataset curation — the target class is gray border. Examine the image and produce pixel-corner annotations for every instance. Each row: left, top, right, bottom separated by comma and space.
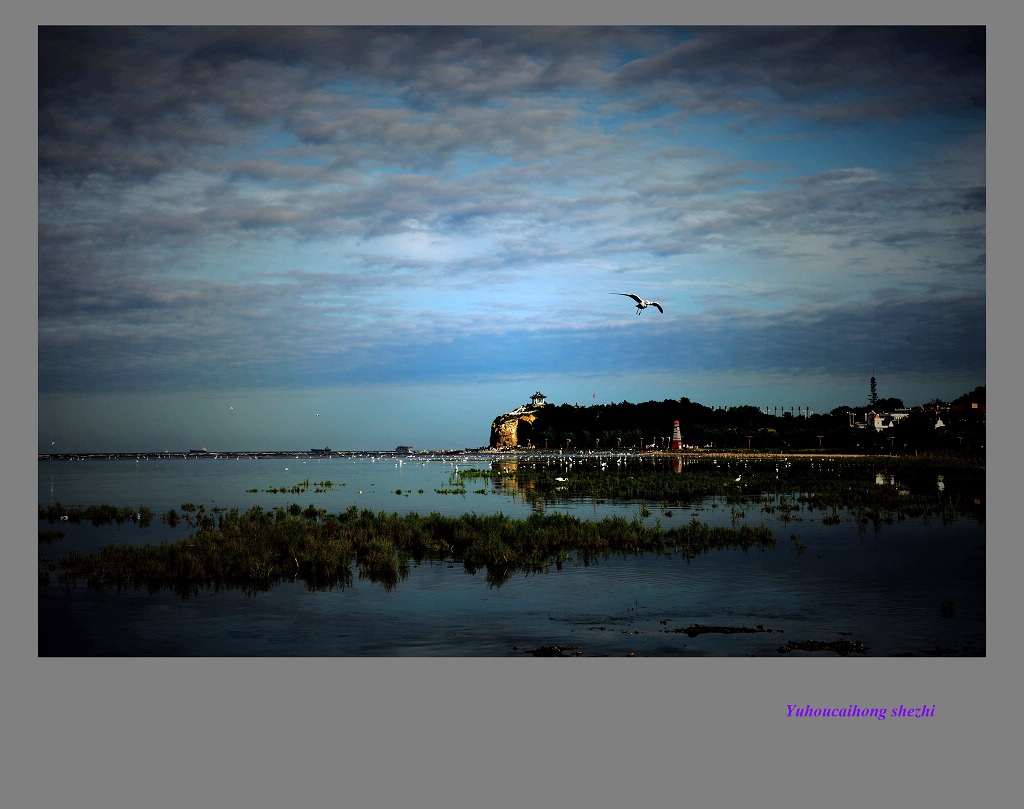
10, 5, 1015, 807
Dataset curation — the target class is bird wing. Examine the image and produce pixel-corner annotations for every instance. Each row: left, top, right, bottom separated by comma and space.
651, 302, 663, 313
612, 293, 642, 304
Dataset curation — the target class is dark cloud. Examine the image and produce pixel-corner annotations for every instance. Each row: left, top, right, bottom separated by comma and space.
612, 26, 984, 123
40, 26, 983, 186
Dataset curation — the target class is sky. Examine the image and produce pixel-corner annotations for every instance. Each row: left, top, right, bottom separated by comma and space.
37, 25, 986, 452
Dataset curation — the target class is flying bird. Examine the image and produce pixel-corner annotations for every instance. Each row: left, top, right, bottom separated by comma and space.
611, 293, 663, 315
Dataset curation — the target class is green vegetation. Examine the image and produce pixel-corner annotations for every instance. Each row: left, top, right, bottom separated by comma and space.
39, 503, 154, 527
248, 479, 338, 495
42, 503, 775, 598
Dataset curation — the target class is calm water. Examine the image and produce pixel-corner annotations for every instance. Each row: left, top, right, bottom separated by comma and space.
38, 453, 986, 656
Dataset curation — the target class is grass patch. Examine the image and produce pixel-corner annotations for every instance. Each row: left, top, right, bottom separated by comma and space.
43, 503, 776, 597
39, 503, 154, 527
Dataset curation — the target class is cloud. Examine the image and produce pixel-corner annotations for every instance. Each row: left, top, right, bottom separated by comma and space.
37, 26, 985, 438
612, 26, 984, 123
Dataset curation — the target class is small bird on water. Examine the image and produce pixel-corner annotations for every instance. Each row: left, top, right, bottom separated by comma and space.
611, 293, 663, 315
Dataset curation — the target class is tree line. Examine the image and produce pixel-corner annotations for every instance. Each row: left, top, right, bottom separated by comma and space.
506, 387, 985, 455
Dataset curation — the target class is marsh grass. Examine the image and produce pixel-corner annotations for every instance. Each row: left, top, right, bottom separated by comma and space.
253, 479, 338, 495
39, 503, 154, 527
43, 503, 776, 597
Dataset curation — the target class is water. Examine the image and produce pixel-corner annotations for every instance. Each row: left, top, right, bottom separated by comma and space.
37, 453, 986, 656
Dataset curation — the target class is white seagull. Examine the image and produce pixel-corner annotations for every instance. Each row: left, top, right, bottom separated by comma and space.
611, 293, 663, 315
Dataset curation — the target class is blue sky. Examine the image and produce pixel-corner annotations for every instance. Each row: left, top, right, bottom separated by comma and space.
37, 25, 985, 452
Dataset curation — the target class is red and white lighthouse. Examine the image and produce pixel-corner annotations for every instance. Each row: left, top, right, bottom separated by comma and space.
671, 420, 683, 450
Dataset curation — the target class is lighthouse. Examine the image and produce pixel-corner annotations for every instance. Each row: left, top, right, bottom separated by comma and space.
671, 420, 683, 450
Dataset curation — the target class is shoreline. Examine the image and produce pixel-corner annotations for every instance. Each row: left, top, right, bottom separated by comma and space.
38, 448, 959, 462
486, 448, 899, 460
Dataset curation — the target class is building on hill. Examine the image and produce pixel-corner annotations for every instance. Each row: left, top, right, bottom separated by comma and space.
530, 391, 547, 406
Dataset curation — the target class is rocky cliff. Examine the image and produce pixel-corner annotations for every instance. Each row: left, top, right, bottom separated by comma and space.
489, 404, 546, 449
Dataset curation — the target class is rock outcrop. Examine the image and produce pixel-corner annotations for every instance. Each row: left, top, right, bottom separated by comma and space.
489, 403, 546, 449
